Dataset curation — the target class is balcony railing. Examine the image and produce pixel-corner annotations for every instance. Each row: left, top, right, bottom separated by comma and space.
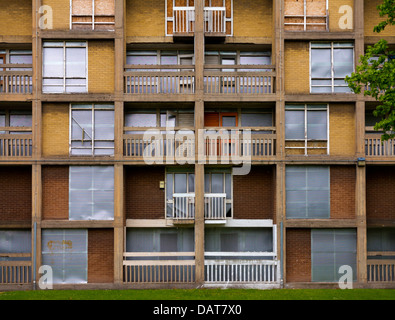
123, 129, 195, 160
173, 7, 226, 35
0, 253, 32, 284
204, 65, 275, 95
204, 129, 276, 159
124, 65, 195, 94
123, 252, 195, 283
0, 127, 33, 158
0, 64, 33, 94
367, 252, 395, 283
365, 133, 395, 157
123, 129, 276, 161
171, 193, 228, 221
204, 252, 280, 284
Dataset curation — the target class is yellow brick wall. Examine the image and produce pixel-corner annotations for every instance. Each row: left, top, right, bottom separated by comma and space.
42, 104, 69, 157
284, 42, 310, 94
0, 0, 31, 36
126, 0, 165, 37
233, 0, 272, 38
329, 104, 355, 156
328, 0, 354, 32
42, 0, 70, 30
364, 0, 395, 37
88, 41, 115, 93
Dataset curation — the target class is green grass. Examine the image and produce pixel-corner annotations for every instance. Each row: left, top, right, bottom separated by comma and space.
0, 288, 395, 300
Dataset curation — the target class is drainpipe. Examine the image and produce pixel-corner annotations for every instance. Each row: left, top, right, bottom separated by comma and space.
280, 221, 284, 288
33, 221, 37, 290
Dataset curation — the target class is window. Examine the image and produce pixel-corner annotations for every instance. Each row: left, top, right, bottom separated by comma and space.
70, 104, 114, 156
0, 50, 33, 93
71, 0, 115, 31
0, 110, 32, 134
166, 169, 195, 219
41, 229, 87, 284
241, 108, 274, 134
286, 166, 330, 219
205, 170, 232, 218
43, 41, 87, 93
311, 229, 357, 282
285, 104, 328, 155
69, 166, 114, 220
310, 42, 354, 93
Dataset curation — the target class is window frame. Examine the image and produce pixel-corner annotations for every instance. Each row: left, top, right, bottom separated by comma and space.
69, 103, 115, 156
285, 104, 329, 155
310, 42, 354, 93
42, 41, 88, 94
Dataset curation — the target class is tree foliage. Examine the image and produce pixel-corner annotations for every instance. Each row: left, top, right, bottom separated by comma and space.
345, 0, 395, 141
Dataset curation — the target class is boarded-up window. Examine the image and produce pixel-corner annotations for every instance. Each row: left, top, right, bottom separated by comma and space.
311, 229, 357, 282
69, 166, 114, 221
284, 0, 328, 31
41, 229, 88, 284
71, 0, 115, 31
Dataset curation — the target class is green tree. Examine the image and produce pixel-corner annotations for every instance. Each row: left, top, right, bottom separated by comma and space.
345, 0, 395, 141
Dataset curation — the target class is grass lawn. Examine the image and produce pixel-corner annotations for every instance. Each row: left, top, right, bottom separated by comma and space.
0, 288, 395, 300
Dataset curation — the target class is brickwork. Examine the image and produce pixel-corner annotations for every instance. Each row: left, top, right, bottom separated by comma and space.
42, 104, 69, 157
366, 166, 395, 222
126, 0, 165, 37
286, 229, 311, 282
42, 166, 69, 220
284, 42, 310, 94
0, 166, 31, 221
42, 0, 70, 30
88, 41, 115, 93
329, 104, 355, 156
328, 0, 354, 32
330, 166, 356, 219
125, 166, 165, 219
364, 0, 395, 37
233, 166, 275, 221
88, 229, 114, 283
0, 0, 31, 36
233, 0, 272, 38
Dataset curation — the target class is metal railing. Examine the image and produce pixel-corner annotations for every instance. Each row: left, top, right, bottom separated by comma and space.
0, 253, 32, 284
0, 64, 33, 94
0, 127, 33, 158
367, 252, 395, 283
123, 252, 195, 283
204, 252, 280, 283
204, 7, 226, 33
204, 65, 275, 94
365, 133, 395, 157
124, 65, 195, 94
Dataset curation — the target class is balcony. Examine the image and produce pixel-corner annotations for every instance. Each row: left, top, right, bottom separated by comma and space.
367, 252, 395, 283
204, 65, 275, 96
0, 127, 33, 158
171, 6, 228, 37
0, 64, 33, 95
171, 193, 227, 222
0, 253, 32, 285
123, 252, 195, 284
124, 65, 195, 95
365, 131, 395, 157
204, 252, 280, 284
123, 128, 276, 162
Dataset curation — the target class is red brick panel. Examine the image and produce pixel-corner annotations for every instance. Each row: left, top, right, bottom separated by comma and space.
233, 166, 275, 220
0, 166, 31, 221
330, 166, 356, 219
88, 229, 114, 283
125, 166, 165, 219
42, 166, 69, 220
366, 166, 395, 221
286, 229, 311, 282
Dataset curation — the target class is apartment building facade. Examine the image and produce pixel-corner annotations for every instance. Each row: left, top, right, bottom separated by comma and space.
0, 0, 394, 290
